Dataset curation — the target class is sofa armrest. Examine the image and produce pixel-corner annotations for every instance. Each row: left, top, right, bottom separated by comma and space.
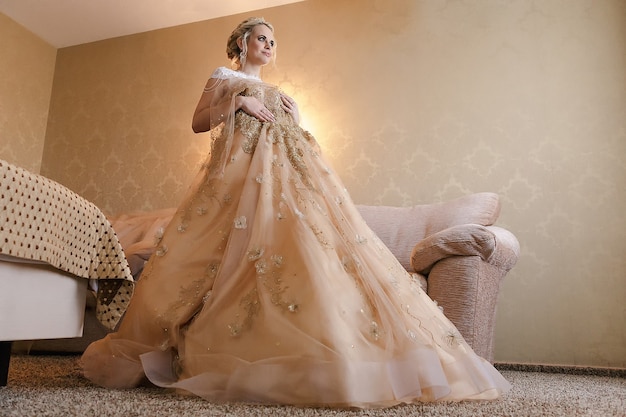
411, 225, 519, 362
426, 256, 506, 362
410, 225, 520, 275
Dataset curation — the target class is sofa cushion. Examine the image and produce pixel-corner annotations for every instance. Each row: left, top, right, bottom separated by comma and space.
410, 224, 497, 274
357, 192, 500, 270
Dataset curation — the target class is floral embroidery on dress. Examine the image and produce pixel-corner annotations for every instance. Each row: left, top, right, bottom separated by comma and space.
205, 262, 220, 280
247, 247, 264, 261
255, 259, 268, 275
311, 224, 332, 248
228, 287, 260, 337
370, 321, 381, 341
156, 278, 208, 345
443, 329, 464, 348
234, 216, 247, 229
261, 254, 291, 309
238, 111, 262, 154
233, 83, 316, 190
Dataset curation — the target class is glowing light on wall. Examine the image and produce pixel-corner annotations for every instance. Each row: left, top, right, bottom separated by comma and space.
276, 78, 328, 151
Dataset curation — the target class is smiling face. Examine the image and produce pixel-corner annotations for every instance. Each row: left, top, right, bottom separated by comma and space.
241, 24, 275, 68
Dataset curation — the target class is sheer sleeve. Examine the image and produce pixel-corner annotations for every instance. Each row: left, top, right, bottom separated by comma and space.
195, 67, 261, 132
198, 69, 248, 176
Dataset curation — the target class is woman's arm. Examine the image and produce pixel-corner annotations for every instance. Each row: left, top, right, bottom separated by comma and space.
192, 78, 231, 133
192, 78, 277, 133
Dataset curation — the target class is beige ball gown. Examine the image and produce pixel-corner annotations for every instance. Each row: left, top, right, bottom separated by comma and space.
81, 67, 510, 408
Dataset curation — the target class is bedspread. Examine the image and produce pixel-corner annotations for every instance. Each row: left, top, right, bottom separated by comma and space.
0, 159, 133, 330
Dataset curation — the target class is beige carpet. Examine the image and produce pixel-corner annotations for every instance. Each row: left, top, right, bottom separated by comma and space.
1, 355, 624, 417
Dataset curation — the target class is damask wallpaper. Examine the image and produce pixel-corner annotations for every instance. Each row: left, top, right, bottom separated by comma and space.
2, 0, 625, 368
0, 12, 56, 173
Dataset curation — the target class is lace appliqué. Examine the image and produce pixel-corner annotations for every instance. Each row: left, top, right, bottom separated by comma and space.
156, 278, 207, 349
237, 111, 262, 154
235, 84, 317, 190
311, 224, 332, 248
228, 287, 260, 337
234, 216, 247, 229
228, 251, 299, 336
443, 329, 465, 348
258, 253, 299, 313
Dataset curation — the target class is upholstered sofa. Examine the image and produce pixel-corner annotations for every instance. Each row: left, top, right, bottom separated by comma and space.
29, 192, 519, 363
357, 192, 520, 362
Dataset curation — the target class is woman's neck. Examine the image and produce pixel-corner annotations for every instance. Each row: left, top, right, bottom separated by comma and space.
239, 63, 261, 79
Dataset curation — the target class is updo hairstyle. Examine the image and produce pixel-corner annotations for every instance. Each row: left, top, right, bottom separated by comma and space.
226, 17, 275, 69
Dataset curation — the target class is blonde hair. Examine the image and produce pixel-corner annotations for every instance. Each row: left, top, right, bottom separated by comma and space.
226, 17, 275, 69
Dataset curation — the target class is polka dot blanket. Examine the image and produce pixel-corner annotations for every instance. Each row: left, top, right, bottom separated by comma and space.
0, 159, 133, 330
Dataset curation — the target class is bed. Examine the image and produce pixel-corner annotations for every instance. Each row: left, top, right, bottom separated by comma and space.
0, 159, 134, 386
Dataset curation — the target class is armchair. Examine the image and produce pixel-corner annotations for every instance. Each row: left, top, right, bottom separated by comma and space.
357, 192, 520, 362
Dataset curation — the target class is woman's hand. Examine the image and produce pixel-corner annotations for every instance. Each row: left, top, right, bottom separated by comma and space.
238, 96, 276, 123
280, 93, 300, 124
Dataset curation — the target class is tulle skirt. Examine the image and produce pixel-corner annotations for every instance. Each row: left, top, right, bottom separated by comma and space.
82, 81, 510, 408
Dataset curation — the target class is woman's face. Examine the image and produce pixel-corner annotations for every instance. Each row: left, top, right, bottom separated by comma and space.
244, 24, 275, 66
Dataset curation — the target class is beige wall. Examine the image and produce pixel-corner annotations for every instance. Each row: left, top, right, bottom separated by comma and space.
9, 0, 626, 368
0, 13, 56, 173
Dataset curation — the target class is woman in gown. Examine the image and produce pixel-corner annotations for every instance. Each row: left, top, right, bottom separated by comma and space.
81, 17, 510, 408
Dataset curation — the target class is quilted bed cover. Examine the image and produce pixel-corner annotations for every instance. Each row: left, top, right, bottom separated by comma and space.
0, 159, 133, 330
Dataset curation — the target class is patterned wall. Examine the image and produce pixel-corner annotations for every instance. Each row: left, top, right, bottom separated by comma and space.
0, 13, 56, 173
22, 0, 626, 367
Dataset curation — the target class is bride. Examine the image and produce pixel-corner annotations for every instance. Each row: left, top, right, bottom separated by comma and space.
81, 17, 510, 408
